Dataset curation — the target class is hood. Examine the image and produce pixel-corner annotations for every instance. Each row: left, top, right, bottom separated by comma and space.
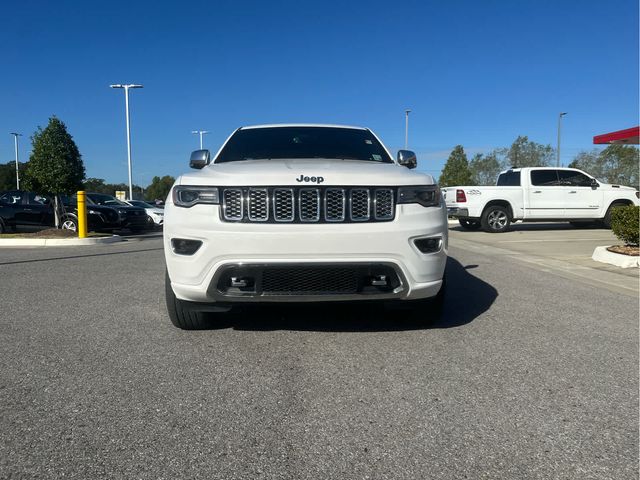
598, 182, 636, 191
178, 159, 434, 186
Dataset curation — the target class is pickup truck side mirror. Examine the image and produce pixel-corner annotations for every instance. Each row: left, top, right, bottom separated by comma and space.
590, 178, 599, 189
397, 150, 417, 169
190, 149, 211, 169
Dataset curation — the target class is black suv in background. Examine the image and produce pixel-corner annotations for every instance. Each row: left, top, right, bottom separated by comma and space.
61, 193, 149, 232
0, 190, 148, 233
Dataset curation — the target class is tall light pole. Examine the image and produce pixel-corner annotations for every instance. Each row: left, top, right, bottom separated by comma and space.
404, 109, 411, 150
557, 112, 567, 167
110, 83, 143, 199
191, 130, 209, 150
9, 133, 22, 190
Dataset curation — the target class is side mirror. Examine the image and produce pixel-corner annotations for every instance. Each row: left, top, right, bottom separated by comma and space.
397, 150, 417, 169
590, 178, 599, 189
190, 149, 211, 169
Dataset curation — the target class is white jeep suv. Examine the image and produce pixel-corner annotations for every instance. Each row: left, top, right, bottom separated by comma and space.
164, 124, 448, 329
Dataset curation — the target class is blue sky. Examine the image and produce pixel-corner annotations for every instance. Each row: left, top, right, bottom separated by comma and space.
1, 0, 637, 185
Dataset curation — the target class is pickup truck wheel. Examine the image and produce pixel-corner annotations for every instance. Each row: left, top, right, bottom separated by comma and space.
165, 271, 223, 330
602, 202, 627, 229
61, 217, 78, 232
0, 218, 5, 234
458, 219, 481, 230
481, 206, 511, 233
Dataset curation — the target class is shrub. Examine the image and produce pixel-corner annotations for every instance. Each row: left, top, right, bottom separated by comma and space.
611, 205, 639, 246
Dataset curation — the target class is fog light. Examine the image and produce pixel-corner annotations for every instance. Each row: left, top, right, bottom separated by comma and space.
171, 238, 202, 255
414, 237, 442, 254
230, 277, 253, 287
370, 275, 388, 286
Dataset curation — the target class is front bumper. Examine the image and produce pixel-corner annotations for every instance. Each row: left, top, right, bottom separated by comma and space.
164, 202, 448, 303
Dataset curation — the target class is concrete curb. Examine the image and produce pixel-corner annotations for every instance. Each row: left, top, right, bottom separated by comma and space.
592, 246, 639, 269
0, 235, 123, 247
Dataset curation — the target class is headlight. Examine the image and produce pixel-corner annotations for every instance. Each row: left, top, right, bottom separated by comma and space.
397, 185, 441, 207
173, 186, 220, 208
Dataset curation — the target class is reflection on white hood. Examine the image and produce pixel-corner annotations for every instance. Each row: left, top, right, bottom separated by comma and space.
178, 159, 434, 187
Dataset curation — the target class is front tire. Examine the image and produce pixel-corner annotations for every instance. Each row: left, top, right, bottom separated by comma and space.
481, 205, 511, 233
602, 202, 627, 229
165, 271, 226, 330
458, 219, 481, 230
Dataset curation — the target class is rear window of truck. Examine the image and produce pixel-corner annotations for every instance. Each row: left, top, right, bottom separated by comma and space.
496, 171, 521, 186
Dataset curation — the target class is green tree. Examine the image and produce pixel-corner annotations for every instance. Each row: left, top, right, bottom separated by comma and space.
507, 136, 554, 168
0, 161, 27, 191
569, 146, 639, 188
599, 145, 639, 188
22, 117, 85, 194
469, 152, 502, 185
83, 177, 144, 197
84, 177, 109, 193
438, 145, 474, 187
145, 175, 175, 202
568, 149, 602, 178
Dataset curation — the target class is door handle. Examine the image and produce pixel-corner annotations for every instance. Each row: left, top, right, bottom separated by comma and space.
532, 190, 542, 193
569, 191, 577, 194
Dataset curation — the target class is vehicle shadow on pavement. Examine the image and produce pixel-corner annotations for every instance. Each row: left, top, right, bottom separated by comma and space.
449, 222, 602, 233
222, 257, 497, 332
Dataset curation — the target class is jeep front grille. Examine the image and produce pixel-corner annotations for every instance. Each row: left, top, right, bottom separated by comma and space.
220, 187, 395, 223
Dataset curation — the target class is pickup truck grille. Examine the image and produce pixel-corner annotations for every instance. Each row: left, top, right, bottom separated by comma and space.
221, 187, 395, 223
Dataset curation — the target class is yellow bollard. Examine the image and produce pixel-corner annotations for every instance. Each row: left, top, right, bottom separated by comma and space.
77, 191, 88, 238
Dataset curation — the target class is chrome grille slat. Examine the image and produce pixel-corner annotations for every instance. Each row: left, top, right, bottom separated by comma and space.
324, 188, 346, 222
374, 189, 394, 220
299, 188, 320, 222
247, 188, 268, 221
220, 187, 394, 223
222, 188, 243, 221
350, 189, 370, 221
273, 188, 294, 222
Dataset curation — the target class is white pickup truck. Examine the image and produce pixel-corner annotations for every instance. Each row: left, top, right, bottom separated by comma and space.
444, 167, 639, 233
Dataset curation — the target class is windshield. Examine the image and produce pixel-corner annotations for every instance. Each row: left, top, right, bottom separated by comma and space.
88, 194, 128, 206
128, 200, 153, 208
215, 126, 393, 163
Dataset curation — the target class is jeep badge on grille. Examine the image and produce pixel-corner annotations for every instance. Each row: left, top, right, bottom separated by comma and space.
296, 175, 324, 184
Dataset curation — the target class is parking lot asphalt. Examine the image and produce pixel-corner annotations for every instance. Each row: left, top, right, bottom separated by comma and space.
0, 230, 637, 479
448, 221, 638, 296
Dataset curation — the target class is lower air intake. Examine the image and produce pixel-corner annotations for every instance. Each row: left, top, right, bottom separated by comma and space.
261, 266, 358, 295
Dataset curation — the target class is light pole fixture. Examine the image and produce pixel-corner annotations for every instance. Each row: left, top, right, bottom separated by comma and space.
191, 130, 210, 150
110, 83, 144, 199
9, 132, 22, 190
557, 112, 567, 167
404, 109, 411, 150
